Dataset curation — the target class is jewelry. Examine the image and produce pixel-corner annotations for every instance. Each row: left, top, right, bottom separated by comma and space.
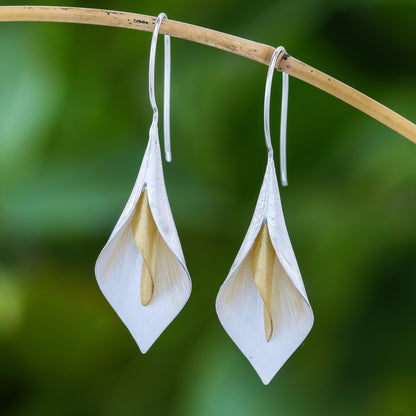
215, 46, 313, 384
95, 13, 191, 353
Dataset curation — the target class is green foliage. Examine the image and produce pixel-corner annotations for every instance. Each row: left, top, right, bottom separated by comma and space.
1, 0, 415, 415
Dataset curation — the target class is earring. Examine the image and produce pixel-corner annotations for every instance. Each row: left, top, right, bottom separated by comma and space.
95, 13, 191, 353
215, 46, 313, 384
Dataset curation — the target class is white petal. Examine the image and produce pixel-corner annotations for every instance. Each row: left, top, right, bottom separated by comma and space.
216, 157, 313, 384
95, 128, 191, 353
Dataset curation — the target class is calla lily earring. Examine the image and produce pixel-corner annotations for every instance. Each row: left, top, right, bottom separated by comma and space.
215, 46, 314, 384
95, 13, 191, 353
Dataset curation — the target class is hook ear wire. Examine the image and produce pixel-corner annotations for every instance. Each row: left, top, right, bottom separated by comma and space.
280, 71, 289, 186
263, 46, 289, 186
149, 13, 171, 162
163, 32, 171, 162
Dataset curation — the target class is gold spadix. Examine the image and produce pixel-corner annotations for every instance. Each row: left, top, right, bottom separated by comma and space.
251, 222, 275, 342
132, 189, 158, 306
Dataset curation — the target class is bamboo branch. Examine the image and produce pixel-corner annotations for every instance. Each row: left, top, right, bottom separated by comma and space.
0, 5, 415, 144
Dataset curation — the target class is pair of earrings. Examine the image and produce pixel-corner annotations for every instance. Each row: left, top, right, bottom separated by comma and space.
95, 13, 313, 385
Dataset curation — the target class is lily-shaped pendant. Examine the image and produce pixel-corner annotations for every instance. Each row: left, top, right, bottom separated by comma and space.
95, 125, 191, 353
95, 13, 191, 353
216, 156, 313, 384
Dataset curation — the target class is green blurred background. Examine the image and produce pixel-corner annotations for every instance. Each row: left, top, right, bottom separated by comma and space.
1, 0, 415, 415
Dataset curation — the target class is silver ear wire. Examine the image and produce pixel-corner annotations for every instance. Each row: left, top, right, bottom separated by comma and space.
149, 13, 171, 162
264, 46, 289, 186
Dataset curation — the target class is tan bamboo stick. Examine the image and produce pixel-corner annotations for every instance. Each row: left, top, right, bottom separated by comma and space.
0, 5, 415, 144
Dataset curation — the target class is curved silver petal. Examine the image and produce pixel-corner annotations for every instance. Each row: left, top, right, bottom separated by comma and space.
216, 157, 313, 384
95, 127, 191, 353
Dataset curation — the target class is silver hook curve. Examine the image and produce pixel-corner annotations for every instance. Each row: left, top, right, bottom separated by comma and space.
149, 12, 171, 162
264, 46, 289, 186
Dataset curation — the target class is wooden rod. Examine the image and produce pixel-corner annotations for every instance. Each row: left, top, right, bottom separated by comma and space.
0, 5, 415, 144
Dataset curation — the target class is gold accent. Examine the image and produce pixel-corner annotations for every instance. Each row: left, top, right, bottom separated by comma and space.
251, 222, 275, 342
132, 189, 158, 306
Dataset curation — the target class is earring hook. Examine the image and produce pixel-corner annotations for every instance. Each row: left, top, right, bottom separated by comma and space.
149, 13, 171, 162
264, 46, 289, 186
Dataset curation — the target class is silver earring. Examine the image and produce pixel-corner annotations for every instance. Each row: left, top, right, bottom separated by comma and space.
216, 46, 313, 384
95, 13, 191, 353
